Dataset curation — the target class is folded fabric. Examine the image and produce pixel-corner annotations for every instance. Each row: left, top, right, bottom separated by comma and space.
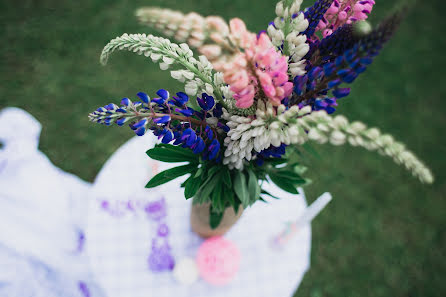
0, 107, 105, 297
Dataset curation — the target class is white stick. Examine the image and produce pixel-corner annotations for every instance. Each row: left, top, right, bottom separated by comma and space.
271, 192, 332, 248
295, 192, 332, 226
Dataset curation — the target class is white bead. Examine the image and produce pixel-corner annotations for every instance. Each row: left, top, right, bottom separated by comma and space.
173, 257, 199, 285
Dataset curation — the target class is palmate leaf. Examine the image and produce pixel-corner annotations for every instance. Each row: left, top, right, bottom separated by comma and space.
268, 171, 299, 194
211, 179, 225, 213
183, 175, 202, 199
261, 189, 280, 199
209, 206, 224, 230
145, 163, 197, 188
247, 168, 260, 205
194, 172, 220, 204
146, 144, 199, 163
234, 171, 249, 207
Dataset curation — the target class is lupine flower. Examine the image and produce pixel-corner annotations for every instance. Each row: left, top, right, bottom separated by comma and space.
222, 21, 293, 108
292, 12, 403, 113
303, 0, 335, 39
316, 0, 375, 38
89, 90, 223, 160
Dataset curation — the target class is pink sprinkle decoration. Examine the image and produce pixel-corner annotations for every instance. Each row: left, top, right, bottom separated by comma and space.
196, 236, 240, 286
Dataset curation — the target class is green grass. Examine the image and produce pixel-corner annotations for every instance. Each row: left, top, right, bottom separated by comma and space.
1, 0, 445, 296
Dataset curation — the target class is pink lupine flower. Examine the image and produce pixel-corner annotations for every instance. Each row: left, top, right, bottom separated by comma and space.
317, 0, 375, 38
222, 20, 293, 108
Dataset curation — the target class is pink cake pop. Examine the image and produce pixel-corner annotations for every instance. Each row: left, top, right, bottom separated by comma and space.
196, 236, 241, 286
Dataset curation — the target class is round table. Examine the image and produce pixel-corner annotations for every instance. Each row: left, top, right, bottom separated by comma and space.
86, 135, 311, 297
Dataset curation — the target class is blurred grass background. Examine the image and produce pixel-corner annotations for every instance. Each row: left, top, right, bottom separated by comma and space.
1, 0, 445, 296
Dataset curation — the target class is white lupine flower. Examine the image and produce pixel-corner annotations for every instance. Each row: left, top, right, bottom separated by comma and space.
275, 1, 284, 17
330, 130, 347, 145
292, 13, 309, 32
150, 52, 162, 62
289, 61, 307, 77
159, 62, 169, 70
185, 81, 198, 95
162, 56, 175, 64
222, 105, 433, 183
170, 70, 184, 82
100, 33, 226, 101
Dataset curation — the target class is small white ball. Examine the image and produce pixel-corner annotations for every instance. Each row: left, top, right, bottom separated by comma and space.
173, 257, 199, 285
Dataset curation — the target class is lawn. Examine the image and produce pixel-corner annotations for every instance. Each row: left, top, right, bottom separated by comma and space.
1, 0, 445, 296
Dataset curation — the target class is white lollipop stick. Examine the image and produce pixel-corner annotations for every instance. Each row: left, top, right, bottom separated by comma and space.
295, 192, 332, 226
272, 192, 332, 248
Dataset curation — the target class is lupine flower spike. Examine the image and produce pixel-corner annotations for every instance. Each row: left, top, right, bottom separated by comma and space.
89, 0, 433, 228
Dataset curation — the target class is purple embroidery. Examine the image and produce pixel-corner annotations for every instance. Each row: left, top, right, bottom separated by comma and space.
148, 241, 175, 272
146, 197, 175, 272
145, 199, 167, 221
157, 224, 169, 237
76, 230, 86, 253
101, 200, 110, 210
78, 281, 90, 297
97, 196, 175, 273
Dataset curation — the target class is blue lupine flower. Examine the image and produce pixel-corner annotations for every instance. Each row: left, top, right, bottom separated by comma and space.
121, 97, 131, 106
156, 89, 169, 100
153, 115, 171, 124
303, 0, 335, 38
333, 88, 350, 98
175, 108, 193, 117
197, 93, 215, 111
212, 103, 223, 118
205, 126, 213, 141
135, 127, 146, 136
133, 119, 147, 129
192, 137, 206, 154
256, 144, 287, 166
137, 92, 150, 104
208, 139, 220, 160
161, 130, 173, 144
116, 118, 126, 126
104, 103, 117, 110
90, 89, 223, 161
318, 24, 357, 58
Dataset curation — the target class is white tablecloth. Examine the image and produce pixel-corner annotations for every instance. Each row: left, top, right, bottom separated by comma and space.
86, 134, 312, 297
0, 107, 313, 297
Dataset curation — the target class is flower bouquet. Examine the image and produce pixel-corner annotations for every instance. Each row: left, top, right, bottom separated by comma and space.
89, 0, 433, 236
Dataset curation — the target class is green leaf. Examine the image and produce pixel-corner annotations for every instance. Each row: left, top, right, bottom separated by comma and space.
184, 175, 202, 199
211, 179, 224, 213
145, 163, 196, 188
302, 142, 321, 159
272, 170, 306, 183
247, 168, 260, 204
146, 144, 198, 163
194, 166, 204, 178
268, 172, 299, 194
225, 186, 237, 212
209, 207, 224, 229
234, 171, 249, 207
194, 173, 219, 204
261, 189, 280, 199
264, 158, 288, 166
206, 166, 219, 180
222, 167, 232, 187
